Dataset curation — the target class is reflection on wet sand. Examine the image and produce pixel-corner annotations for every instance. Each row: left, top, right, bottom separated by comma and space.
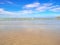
0, 20, 60, 45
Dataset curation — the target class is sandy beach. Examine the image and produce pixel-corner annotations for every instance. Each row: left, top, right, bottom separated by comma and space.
0, 20, 60, 45
0, 28, 60, 45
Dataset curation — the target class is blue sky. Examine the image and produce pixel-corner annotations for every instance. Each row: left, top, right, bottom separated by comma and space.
0, 0, 60, 18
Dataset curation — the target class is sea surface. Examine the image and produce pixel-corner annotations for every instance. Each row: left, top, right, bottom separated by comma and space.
0, 20, 60, 32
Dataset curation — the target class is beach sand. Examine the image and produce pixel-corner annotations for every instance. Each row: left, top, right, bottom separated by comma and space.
0, 28, 60, 45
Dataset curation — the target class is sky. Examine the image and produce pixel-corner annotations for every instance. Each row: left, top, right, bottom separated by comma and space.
0, 0, 60, 18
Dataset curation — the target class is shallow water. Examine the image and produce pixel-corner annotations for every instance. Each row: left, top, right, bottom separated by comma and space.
0, 20, 60, 45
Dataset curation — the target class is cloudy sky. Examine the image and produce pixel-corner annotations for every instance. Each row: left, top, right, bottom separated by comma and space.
0, 0, 60, 18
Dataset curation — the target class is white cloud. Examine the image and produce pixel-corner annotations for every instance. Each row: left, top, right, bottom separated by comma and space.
50, 7, 60, 12
0, 8, 33, 16
42, 3, 53, 7
24, 2, 40, 8
0, 8, 4, 12
49, 6, 60, 12
0, 8, 5, 14
6, 1, 14, 4
23, 2, 60, 12
36, 6, 47, 12
48, 5, 58, 9
23, 2, 54, 12
0, 8, 16, 15
20, 10, 33, 14
35, 3, 53, 12
0, 0, 15, 5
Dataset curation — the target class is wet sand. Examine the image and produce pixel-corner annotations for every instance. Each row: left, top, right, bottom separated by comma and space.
0, 20, 60, 45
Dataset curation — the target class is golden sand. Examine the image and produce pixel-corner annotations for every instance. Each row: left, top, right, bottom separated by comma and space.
0, 28, 60, 45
